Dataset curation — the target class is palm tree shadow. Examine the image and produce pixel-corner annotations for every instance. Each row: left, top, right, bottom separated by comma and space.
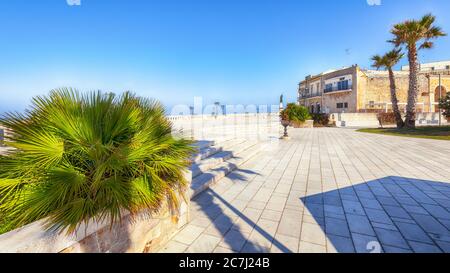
192, 186, 291, 253
300, 176, 450, 253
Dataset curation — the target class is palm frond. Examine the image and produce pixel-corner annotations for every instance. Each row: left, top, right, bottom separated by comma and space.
0, 88, 194, 234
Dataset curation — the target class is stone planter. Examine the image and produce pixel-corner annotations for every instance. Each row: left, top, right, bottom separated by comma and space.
0, 171, 192, 253
290, 120, 314, 128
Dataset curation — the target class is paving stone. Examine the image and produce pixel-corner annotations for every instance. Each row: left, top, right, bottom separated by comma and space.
394, 221, 434, 244
260, 209, 283, 221
340, 194, 360, 202
325, 217, 351, 237
422, 204, 450, 220
186, 234, 222, 253
303, 203, 325, 218
438, 219, 450, 230
324, 205, 345, 215
189, 216, 214, 228
382, 246, 413, 253
346, 214, 376, 236
298, 241, 327, 253
383, 205, 412, 219
247, 201, 267, 210
377, 196, 400, 206
324, 195, 342, 206
436, 240, 450, 252
277, 211, 302, 238
219, 229, 250, 252
360, 198, 383, 210
213, 246, 234, 253
365, 208, 393, 225
410, 213, 449, 235
270, 234, 299, 253
326, 235, 355, 253
173, 225, 206, 245
342, 200, 366, 216
374, 228, 410, 250
302, 214, 324, 226
394, 196, 419, 206
351, 233, 381, 253
301, 222, 327, 245
402, 205, 430, 215
371, 222, 398, 231
158, 241, 189, 253
408, 241, 442, 253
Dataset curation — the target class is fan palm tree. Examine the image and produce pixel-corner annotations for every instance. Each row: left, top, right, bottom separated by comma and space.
389, 14, 446, 128
371, 49, 405, 128
0, 88, 194, 234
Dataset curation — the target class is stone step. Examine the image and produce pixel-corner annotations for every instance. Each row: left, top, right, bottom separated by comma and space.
191, 151, 234, 178
190, 139, 256, 178
191, 138, 247, 163
192, 140, 215, 150
189, 141, 263, 199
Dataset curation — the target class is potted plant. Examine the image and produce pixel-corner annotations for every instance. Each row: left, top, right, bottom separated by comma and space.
280, 108, 290, 139
439, 92, 450, 122
283, 103, 312, 128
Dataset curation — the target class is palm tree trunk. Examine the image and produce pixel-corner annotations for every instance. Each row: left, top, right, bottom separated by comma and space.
388, 68, 405, 128
405, 44, 419, 128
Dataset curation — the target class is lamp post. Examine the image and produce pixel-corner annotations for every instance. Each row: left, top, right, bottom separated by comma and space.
439, 73, 442, 126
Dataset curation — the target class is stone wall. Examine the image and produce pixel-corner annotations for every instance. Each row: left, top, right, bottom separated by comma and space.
0, 172, 191, 253
358, 71, 450, 113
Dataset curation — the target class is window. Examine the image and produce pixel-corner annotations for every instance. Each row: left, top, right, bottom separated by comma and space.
446, 65, 450, 70
337, 103, 344, 109
325, 84, 333, 92
344, 102, 348, 108
337, 80, 349, 91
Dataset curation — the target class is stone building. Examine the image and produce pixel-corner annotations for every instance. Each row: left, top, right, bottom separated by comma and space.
298, 62, 450, 114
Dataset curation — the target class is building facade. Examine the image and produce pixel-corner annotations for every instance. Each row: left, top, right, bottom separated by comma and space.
298, 62, 450, 114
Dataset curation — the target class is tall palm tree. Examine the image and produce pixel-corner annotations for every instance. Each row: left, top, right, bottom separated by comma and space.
389, 14, 446, 128
0, 88, 194, 234
371, 49, 405, 128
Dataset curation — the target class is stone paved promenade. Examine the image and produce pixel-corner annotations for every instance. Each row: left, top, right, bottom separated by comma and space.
160, 128, 450, 253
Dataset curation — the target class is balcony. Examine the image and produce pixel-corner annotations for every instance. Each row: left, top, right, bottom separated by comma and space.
299, 93, 323, 99
324, 86, 352, 94
323, 81, 353, 94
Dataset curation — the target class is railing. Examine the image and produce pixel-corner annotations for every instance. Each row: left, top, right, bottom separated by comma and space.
299, 93, 323, 99
324, 87, 352, 94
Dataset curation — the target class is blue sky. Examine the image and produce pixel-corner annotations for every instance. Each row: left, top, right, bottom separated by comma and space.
1, 0, 449, 113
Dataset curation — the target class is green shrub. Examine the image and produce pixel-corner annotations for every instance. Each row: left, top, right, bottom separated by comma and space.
0, 88, 194, 234
311, 114, 330, 127
281, 103, 311, 123
439, 92, 450, 118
